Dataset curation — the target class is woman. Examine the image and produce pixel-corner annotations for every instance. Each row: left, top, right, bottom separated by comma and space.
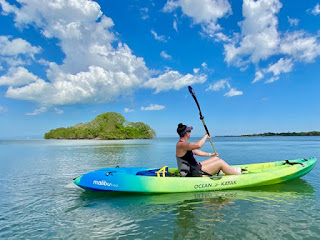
176, 123, 241, 177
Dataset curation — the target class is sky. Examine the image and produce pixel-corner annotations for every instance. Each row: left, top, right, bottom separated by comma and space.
0, 0, 319, 138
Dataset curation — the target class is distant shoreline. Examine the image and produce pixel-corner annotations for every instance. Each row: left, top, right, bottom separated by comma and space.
217, 131, 320, 137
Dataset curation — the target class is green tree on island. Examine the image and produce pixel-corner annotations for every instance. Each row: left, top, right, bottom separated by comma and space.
44, 112, 156, 140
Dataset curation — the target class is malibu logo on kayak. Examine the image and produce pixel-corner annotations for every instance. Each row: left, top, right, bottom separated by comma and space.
93, 180, 118, 188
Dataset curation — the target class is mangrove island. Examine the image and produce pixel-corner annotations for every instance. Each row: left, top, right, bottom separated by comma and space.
44, 112, 156, 140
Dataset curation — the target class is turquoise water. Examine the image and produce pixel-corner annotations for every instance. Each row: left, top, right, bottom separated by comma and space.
0, 137, 319, 239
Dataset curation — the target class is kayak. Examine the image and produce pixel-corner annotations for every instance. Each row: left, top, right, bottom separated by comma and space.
73, 157, 316, 193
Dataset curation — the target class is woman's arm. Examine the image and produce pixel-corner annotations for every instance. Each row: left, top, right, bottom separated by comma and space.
179, 134, 208, 150
193, 149, 218, 157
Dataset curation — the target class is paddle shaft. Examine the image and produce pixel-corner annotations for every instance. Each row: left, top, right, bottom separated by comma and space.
188, 86, 217, 154
201, 118, 217, 154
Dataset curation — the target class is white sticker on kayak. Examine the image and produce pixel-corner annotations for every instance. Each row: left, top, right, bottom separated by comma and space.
93, 180, 118, 188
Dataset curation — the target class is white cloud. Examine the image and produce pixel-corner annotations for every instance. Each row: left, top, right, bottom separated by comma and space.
6, 78, 51, 103
151, 30, 167, 42
25, 106, 47, 116
1, 0, 147, 104
0, 36, 41, 67
164, 0, 319, 79
141, 104, 165, 111
222, 0, 320, 83
201, 62, 208, 69
173, 19, 178, 32
160, 51, 172, 59
253, 70, 264, 83
201, 62, 215, 74
207, 79, 243, 97
54, 107, 64, 114
163, 0, 232, 35
265, 58, 293, 76
0, 105, 8, 113
240, 66, 248, 72
253, 58, 293, 83
0, 36, 41, 57
163, 0, 179, 12
6, 64, 144, 105
0, 0, 103, 30
206, 79, 230, 91
1, 57, 29, 67
265, 76, 280, 84
124, 108, 134, 113
280, 31, 320, 63
144, 70, 207, 93
0, 0, 204, 106
287, 17, 299, 27
214, 32, 232, 42
309, 4, 320, 15
224, 0, 282, 66
140, 8, 149, 20
0, 0, 18, 14
193, 68, 200, 74
0, 67, 39, 86
224, 88, 243, 97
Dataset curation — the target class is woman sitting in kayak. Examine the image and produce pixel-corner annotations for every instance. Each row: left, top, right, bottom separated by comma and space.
176, 123, 241, 177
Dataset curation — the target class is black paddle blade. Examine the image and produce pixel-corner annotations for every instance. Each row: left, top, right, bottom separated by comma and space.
188, 86, 195, 95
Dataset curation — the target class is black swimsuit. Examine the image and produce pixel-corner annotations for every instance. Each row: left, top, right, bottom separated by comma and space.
179, 150, 199, 166
176, 142, 203, 177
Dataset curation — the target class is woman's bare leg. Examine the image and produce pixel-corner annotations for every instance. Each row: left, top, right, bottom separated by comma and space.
200, 156, 220, 165
201, 158, 240, 175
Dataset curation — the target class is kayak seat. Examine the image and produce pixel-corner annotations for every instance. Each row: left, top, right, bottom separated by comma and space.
136, 168, 161, 176
136, 166, 178, 177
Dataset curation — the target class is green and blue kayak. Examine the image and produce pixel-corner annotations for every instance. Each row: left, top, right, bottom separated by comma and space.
74, 157, 316, 193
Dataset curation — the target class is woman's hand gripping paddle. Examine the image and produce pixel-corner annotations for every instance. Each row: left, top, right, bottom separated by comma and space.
188, 86, 217, 154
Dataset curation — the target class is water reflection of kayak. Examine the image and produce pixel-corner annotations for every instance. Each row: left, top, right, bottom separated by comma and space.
142, 178, 316, 205
74, 157, 316, 193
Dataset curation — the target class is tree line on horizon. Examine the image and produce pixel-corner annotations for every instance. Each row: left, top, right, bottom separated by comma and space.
44, 112, 156, 140
241, 131, 320, 137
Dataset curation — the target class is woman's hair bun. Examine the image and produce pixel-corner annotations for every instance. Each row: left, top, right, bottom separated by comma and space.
177, 123, 186, 136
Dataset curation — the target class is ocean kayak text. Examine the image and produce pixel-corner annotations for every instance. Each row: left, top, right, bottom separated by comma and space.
194, 180, 237, 189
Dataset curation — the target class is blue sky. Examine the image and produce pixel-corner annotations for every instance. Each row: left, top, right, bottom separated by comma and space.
0, 0, 319, 138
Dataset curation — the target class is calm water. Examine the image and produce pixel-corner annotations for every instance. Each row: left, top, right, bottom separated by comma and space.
0, 137, 319, 239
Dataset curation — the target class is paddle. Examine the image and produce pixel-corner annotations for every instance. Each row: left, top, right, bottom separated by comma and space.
188, 86, 217, 154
